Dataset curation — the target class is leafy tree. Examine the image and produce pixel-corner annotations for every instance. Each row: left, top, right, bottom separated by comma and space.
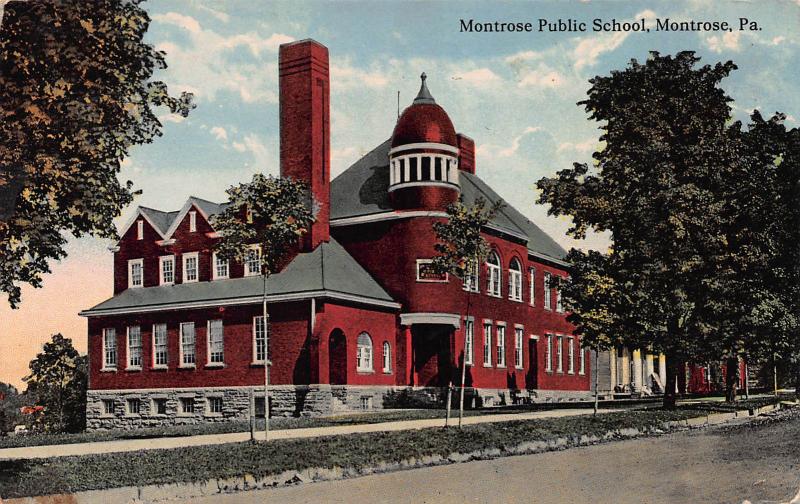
24, 334, 87, 433
0, 382, 26, 435
213, 173, 315, 441
0, 0, 194, 307
537, 52, 742, 408
430, 196, 502, 427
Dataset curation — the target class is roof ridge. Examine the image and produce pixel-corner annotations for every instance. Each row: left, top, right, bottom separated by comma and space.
188, 195, 222, 205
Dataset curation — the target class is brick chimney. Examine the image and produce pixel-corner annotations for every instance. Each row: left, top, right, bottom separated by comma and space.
279, 39, 330, 251
456, 133, 476, 175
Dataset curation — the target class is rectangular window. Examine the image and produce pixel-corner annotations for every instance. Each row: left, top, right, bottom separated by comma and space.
127, 326, 142, 369
152, 323, 168, 368
159, 256, 175, 285
102, 328, 117, 369
189, 210, 197, 232
568, 336, 575, 374
556, 277, 564, 312
488, 264, 501, 297
544, 272, 552, 310
483, 323, 492, 367
153, 398, 167, 415
180, 397, 195, 414
556, 335, 564, 373
463, 259, 479, 292
207, 397, 223, 415
102, 399, 115, 415
515, 327, 524, 369
579, 343, 586, 375
128, 259, 143, 288
126, 398, 141, 415
464, 319, 474, 366
496, 324, 506, 367
529, 268, 536, 305
180, 322, 196, 367
361, 396, 373, 410
137, 220, 143, 240
546, 334, 553, 372
253, 316, 267, 363
245, 246, 261, 277
509, 269, 522, 301
382, 342, 392, 373
182, 253, 198, 283
207, 319, 224, 364
212, 252, 229, 280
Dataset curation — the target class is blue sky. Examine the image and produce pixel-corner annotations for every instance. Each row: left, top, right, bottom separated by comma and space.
2, 0, 799, 388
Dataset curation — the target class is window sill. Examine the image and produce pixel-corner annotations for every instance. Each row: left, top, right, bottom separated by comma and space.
151, 365, 168, 371
125, 367, 142, 372
509, 297, 523, 303
177, 413, 196, 417
356, 369, 375, 374
100, 367, 117, 373
487, 293, 502, 298
212, 276, 230, 281
250, 360, 272, 367
160, 282, 174, 287
382, 369, 392, 375
497, 364, 507, 369
483, 363, 493, 368
178, 364, 196, 370
515, 366, 524, 370
124, 413, 142, 418
205, 363, 225, 369
183, 279, 199, 284
204, 413, 223, 418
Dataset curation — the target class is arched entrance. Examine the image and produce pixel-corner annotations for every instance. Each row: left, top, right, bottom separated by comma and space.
329, 329, 347, 385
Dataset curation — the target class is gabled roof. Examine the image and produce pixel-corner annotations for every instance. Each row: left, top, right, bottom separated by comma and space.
80, 239, 398, 316
330, 140, 567, 263
139, 207, 179, 237
117, 196, 229, 243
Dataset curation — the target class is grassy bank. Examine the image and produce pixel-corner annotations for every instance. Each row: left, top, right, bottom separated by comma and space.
0, 405, 761, 499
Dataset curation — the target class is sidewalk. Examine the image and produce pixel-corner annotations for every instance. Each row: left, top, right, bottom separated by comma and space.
0, 407, 619, 461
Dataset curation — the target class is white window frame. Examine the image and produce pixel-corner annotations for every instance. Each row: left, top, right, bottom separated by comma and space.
128, 258, 143, 289
189, 210, 197, 232
206, 396, 223, 416
508, 259, 523, 302
212, 252, 229, 280
207, 319, 224, 366
159, 255, 175, 285
567, 336, 575, 374
126, 325, 142, 370
483, 321, 492, 367
102, 328, 117, 370
136, 220, 143, 240
579, 342, 586, 375
102, 399, 115, 416
463, 259, 479, 292
556, 335, 564, 373
486, 252, 501, 297
464, 318, 474, 366
245, 245, 261, 277
152, 323, 168, 369
545, 334, 553, 372
152, 398, 168, 416
382, 341, 392, 373
544, 272, 552, 310
514, 326, 524, 369
126, 398, 141, 416
357, 332, 373, 372
556, 276, 564, 312
179, 322, 196, 368
182, 252, 199, 283
252, 316, 267, 364
496, 323, 506, 368
179, 397, 195, 415
529, 268, 536, 306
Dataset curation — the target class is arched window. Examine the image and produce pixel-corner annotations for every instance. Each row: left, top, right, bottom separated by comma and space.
486, 251, 501, 297
509, 258, 522, 301
463, 258, 479, 292
382, 342, 392, 373
357, 332, 373, 372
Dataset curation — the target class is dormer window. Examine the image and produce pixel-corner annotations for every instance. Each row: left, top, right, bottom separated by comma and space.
245, 245, 261, 277
183, 252, 199, 283
128, 259, 143, 288
159, 255, 175, 285
189, 211, 197, 232
136, 220, 144, 240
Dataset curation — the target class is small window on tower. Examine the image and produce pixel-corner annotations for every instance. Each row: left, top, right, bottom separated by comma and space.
421, 156, 431, 180
399, 158, 406, 183
409, 157, 418, 181
434, 157, 443, 180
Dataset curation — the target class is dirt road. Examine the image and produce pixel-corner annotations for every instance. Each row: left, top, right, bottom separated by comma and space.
185, 411, 800, 504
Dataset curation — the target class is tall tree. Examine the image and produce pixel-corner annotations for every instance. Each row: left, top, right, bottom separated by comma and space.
430, 196, 502, 427
0, 0, 193, 307
213, 173, 315, 441
24, 334, 87, 433
537, 52, 740, 408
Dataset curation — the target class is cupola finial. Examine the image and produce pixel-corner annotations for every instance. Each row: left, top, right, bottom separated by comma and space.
414, 72, 435, 104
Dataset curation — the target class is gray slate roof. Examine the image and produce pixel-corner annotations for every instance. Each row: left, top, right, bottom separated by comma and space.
139, 207, 179, 236
82, 239, 396, 315
330, 139, 567, 262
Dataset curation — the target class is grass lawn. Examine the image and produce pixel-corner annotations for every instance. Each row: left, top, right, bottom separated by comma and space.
0, 400, 782, 499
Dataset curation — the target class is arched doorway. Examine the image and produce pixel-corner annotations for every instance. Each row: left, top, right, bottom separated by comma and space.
329, 329, 347, 385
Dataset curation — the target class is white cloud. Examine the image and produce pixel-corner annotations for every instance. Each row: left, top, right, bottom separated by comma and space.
771, 36, 786, 46
517, 64, 567, 89
572, 9, 656, 69
504, 50, 542, 65
155, 12, 202, 34
557, 138, 597, 154
241, 134, 270, 169
158, 113, 185, 124
705, 31, 742, 53
210, 126, 228, 142
453, 68, 502, 89
196, 4, 230, 23
480, 126, 544, 158
331, 62, 389, 90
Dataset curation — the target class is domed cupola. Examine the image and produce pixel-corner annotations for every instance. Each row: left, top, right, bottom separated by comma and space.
388, 73, 460, 210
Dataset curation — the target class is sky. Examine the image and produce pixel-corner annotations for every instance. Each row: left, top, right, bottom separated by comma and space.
1, 0, 799, 389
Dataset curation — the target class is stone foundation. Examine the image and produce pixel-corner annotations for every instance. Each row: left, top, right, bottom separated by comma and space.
86, 385, 593, 430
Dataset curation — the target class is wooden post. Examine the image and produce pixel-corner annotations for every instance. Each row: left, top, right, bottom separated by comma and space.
594, 349, 600, 415
249, 388, 255, 442
445, 381, 452, 427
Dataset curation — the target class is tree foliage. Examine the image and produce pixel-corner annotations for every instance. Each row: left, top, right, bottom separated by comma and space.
0, 0, 194, 307
212, 174, 316, 276
24, 334, 87, 433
